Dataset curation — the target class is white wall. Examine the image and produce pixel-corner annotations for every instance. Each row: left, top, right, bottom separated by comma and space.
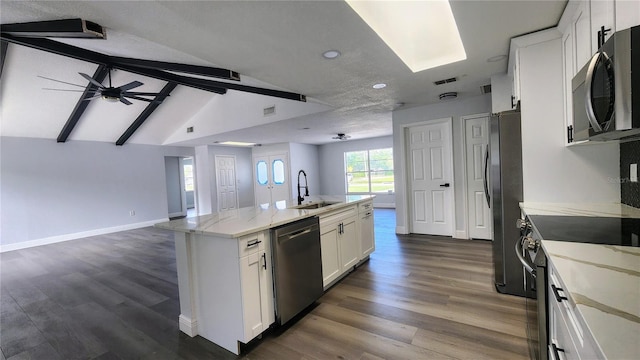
392, 95, 492, 234
0, 137, 194, 249
519, 37, 620, 203
289, 143, 320, 201
318, 136, 395, 207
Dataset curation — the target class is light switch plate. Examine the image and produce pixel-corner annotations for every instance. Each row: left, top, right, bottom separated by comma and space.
631, 163, 638, 182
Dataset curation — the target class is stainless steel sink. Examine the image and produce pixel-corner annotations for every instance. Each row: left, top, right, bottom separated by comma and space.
294, 201, 339, 210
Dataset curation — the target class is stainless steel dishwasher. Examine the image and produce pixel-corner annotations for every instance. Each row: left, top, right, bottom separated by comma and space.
270, 216, 323, 326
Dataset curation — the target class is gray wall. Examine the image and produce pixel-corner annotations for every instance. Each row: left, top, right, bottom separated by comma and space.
289, 143, 320, 200
393, 94, 492, 234
318, 136, 395, 207
1, 137, 194, 247
164, 156, 183, 216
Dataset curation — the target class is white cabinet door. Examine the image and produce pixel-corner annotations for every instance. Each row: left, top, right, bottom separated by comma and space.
339, 216, 359, 272
574, 1, 592, 68
562, 28, 576, 145
320, 223, 341, 287
591, 0, 615, 50
359, 209, 375, 259
239, 249, 270, 342
615, 0, 640, 31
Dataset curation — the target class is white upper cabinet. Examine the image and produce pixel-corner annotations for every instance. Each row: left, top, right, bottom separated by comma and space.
574, 1, 593, 68
615, 0, 640, 31
591, 0, 615, 50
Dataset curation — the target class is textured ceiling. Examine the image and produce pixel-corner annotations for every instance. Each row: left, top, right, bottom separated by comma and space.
0, 0, 567, 146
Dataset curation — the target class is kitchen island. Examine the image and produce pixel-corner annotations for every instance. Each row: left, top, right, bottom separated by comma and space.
155, 195, 375, 354
520, 202, 640, 360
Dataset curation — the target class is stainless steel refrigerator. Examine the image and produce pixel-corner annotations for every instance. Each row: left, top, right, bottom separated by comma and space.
486, 110, 527, 297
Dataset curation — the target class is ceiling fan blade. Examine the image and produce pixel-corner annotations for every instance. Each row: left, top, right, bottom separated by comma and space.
118, 81, 144, 91
79, 72, 106, 89
119, 97, 133, 105
124, 95, 160, 103
122, 92, 165, 96
42, 88, 86, 92
37, 75, 87, 88
81, 94, 102, 101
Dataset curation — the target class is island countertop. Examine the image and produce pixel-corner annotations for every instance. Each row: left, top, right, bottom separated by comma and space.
520, 202, 640, 360
155, 195, 375, 238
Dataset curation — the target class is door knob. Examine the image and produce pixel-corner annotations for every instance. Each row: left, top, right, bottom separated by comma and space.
439, 183, 450, 187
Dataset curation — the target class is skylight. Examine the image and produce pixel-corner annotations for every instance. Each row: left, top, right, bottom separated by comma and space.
345, 0, 466, 72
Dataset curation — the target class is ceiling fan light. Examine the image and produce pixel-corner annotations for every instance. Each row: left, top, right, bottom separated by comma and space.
101, 95, 119, 103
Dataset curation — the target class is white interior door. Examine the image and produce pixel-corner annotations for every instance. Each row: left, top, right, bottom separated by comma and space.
253, 153, 290, 206
408, 120, 454, 236
215, 155, 239, 211
464, 115, 491, 240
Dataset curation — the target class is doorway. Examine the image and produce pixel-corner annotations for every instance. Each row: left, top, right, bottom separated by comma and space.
406, 119, 454, 236
253, 153, 290, 206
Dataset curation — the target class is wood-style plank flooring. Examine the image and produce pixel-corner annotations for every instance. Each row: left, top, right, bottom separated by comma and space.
1, 209, 529, 359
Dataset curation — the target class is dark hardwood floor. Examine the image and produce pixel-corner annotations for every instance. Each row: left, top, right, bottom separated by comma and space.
1, 209, 529, 359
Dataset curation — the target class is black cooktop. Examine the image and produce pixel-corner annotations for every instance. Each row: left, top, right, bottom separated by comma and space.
528, 215, 640, 247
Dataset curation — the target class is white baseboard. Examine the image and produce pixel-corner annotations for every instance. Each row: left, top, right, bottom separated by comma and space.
455, 230, 469, 239
0, 218, 169, 253
179, 314, 198, 337
395, 226, 408, 234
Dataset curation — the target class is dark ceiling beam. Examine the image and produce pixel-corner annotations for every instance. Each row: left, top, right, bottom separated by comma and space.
188, 77, 307, 102
1, 41, 8, 79
116, 82, 178, 146
109, 57, 241, 81
1, 33, 307, 101
1, 18, 106, 39
57, 65, 110, 143
113, 63, 227, 95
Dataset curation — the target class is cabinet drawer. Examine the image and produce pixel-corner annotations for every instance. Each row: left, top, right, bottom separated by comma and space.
358, 201, 373, 214
320, 206, 357, 229
549, 296, 580, 360
238, 231, 266, 257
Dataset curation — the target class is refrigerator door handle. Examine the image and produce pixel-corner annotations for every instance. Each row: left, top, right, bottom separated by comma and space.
483, 146, 490, 208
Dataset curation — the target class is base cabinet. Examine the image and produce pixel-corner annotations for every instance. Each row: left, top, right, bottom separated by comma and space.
175, 230, 274, 355
358, 201, 375, 260
320, 205, 359, 288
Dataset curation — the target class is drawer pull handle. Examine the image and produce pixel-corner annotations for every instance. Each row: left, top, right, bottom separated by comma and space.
246, 240, 262, 248
551, 343, 565, 360
551, 284, 568, 303
262, 253, 267, 270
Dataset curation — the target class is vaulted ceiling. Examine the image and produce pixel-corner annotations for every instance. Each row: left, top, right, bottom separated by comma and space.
0, 1, 567, 146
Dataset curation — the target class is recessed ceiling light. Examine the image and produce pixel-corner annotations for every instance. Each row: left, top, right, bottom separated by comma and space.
373, 83, 387, 89
322, 50, 341, 59
487, 54, 507, 62
346, 0, 466, 72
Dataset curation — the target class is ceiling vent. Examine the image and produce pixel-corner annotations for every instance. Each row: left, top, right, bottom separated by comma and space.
263, 105, 276, 117
434, 77, 457, 86
480, 84, 492, 94
439, 92, 458, 101
186, 126, 194, 133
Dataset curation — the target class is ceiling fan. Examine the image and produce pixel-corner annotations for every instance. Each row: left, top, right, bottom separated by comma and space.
39, 69, 168, 105
332, 133, 351, 140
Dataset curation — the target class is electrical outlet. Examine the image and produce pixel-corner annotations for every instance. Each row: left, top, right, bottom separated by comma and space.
129, 210, 135, 216
630, 164, 638, 182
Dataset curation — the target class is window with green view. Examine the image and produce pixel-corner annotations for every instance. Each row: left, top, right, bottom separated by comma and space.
345, 148, 394, 194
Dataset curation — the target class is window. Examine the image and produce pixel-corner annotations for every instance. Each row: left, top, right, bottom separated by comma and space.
184, 163, 194, 191
345, 148, 394, 194
272, 159, 285, 185
256, 161, 268, 185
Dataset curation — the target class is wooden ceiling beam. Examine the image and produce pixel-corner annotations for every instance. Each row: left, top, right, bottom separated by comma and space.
116, 82, 178, 146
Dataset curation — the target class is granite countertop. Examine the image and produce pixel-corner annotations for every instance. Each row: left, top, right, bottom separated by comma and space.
520, 202, 640, 360
155, 195, 374, 238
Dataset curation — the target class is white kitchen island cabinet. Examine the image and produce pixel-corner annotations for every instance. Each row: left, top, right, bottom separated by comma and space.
320, 205, 359, 289
173, 230, 274, 355
156, 195, 375, 355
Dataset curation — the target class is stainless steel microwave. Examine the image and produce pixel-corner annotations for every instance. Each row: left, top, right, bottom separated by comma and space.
572, 25, 640, 142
